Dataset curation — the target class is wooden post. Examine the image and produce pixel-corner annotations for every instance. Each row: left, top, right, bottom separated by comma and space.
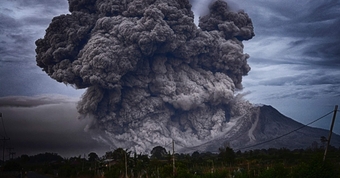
125, 151, 128, 178
172, 140, 175, 177
323, 105, 338, 162
247, 161, 250, 175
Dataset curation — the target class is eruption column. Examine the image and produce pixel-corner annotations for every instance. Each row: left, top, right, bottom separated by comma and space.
36, 0, 254, 153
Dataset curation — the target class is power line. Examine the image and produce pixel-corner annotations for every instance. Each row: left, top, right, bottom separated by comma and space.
235, 110, 334, 151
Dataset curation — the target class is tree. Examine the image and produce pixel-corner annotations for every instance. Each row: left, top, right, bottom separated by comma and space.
151, 146, 167, 160
105, 148, 127, 161
20, 154, 30, 163
191, 151, 200, 160
218, 146, 235, 165
88, 152, 99, 162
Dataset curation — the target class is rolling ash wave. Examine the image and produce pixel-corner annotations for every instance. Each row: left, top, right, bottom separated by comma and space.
36, 0, 254, 153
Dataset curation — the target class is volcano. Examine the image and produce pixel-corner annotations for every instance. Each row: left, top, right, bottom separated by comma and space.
35, 0, 339, 154
179, 105, 340, 153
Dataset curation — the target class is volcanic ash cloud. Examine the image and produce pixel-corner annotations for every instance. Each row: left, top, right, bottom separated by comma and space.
36, 0, 255, 152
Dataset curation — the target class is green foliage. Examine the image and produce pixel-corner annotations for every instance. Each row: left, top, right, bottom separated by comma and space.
29, 152, 63, 163
105, 148, 127, 160
3, 160, 22, 172
218, 146, 236, 165
3, 146, 340, 178
59, 163, 78, 177
105, 162, 125, 178
290, 156, 339, 178
258, 163, 288, 178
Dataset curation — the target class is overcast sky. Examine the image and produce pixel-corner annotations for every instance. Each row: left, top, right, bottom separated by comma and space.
0, 0, 339, 157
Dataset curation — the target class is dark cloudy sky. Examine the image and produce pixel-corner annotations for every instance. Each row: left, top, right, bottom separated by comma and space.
0, 0, 339, 157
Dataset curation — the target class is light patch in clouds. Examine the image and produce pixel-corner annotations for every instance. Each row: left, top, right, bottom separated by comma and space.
243, 63, 300, 87
1, 0, 69, 19
0, 95, 78, 107
190, 0, 211, 25
190, 0, 243, 25
244, 36, 310, 65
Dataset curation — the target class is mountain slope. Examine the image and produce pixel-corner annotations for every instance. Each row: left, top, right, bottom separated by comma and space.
179, 105, 340, 153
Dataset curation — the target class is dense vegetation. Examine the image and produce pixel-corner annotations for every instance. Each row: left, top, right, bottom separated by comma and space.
1, 145, 340, 178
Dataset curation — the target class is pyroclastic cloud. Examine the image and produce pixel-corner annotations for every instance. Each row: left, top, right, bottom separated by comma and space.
36, 0, 254, 153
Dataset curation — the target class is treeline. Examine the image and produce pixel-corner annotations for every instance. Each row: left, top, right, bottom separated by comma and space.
2, 146, 340, 178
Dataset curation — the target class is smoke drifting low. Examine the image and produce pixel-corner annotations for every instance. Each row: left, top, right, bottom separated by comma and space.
36, 0, 254, 152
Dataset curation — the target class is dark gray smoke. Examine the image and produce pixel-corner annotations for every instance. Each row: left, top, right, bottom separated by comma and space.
36, 0, 254, 153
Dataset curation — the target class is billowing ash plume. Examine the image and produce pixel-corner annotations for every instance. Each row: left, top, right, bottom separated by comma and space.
36, 0, 254, 153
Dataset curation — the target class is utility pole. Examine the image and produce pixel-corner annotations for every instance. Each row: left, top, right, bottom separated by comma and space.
82, 153, 85, 171
7, 147, 13, 160
1, 137, 10, 164
1, 112, 10, 164
172, 139, 176, 177
323, 105, 338, 162
0, 112, 2, 164
125, 151, 128, 178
